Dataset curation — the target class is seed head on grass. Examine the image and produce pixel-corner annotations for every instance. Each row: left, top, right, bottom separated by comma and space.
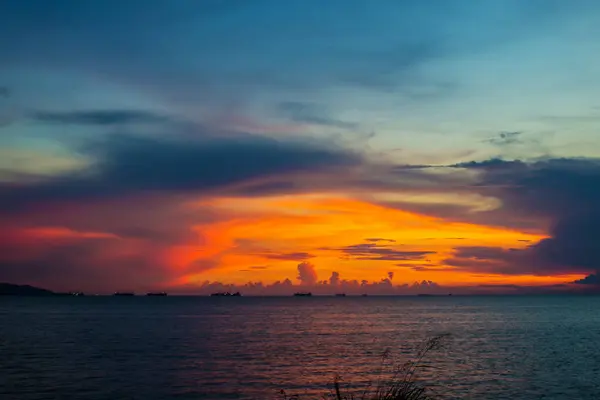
281, 334, 451, 400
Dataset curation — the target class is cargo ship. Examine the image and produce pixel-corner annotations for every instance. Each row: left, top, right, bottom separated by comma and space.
210, 292, 242, 297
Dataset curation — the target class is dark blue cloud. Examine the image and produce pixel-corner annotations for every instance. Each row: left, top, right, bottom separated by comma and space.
459, 158, 600, 217
573, 273, 600, 285
446, 158, 600, 275
0, 130, 361, 212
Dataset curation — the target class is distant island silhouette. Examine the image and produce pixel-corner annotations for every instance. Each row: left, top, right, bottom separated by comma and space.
0, 283, 56, 296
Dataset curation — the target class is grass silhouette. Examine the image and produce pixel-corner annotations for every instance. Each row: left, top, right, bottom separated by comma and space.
281, 334, 450, 400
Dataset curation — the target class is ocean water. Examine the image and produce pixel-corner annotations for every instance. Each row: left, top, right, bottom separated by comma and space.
1, 296, 600, 400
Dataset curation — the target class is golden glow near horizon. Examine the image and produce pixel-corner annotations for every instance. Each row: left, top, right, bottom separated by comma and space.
166, 194, 569, 287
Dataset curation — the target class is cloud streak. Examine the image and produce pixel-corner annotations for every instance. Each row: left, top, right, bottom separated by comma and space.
31, 110, 171, 126
329, 242, 435, 261
277, 101, 358, 130
485, 131, 523, 147
263, 252, 314, 261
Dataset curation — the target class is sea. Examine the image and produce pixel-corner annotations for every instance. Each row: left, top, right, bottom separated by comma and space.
1, 295, 599, 400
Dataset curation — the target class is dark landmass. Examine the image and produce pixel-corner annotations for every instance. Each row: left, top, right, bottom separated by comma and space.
0, 283, 56, 296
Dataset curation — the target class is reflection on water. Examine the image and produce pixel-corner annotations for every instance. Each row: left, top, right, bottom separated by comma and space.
1, 296, 600, 399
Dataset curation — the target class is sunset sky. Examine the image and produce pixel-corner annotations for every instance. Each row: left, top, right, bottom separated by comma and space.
1, 0, 600, 294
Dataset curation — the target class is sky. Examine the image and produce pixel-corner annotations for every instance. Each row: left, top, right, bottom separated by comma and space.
1, 0, 600, 294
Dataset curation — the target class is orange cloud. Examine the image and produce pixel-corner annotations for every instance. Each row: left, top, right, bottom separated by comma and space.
171, 194, 556, 287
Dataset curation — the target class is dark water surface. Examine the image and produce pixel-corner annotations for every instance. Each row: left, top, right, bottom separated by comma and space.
1, 295, 600, 399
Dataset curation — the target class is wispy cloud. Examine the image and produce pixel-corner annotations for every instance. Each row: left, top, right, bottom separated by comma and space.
326, 242, 434, 261
365, 237, 397, 243
484, 131, 523, 147
31, 109, 171, 126
249, 265, 268, 270
262, 252, 314, 261
277, 101, 358, 130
